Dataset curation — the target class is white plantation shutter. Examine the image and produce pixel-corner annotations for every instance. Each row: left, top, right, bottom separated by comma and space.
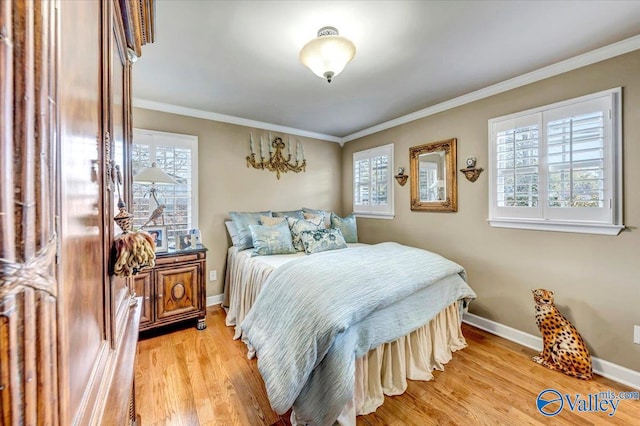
132, 142, 152, 222
353, 144, 394, 217
133, 129, 199, 246
544, 97, 611, 223
155, 145, 195, 236
488, 88, 622, 235
492, 114, 542, 220
354, 158, 370, 206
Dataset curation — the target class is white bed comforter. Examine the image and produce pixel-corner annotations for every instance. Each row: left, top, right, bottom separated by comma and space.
241, 242, 476, 425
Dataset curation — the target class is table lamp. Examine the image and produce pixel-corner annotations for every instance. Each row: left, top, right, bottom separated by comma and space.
133, 162, 177, 226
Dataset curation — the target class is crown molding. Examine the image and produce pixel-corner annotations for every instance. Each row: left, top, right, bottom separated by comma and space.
342, 34, 640, 143
132, 98, 344, 144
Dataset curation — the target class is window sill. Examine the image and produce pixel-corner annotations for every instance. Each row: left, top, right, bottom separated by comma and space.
355, 213, 395, 220
488, 219, 624, 236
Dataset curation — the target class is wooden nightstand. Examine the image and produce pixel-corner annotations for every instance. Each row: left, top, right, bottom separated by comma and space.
134, 245, 208, 332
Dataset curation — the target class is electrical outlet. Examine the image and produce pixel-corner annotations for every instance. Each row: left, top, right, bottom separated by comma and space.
209, 270, 217, 281
634, 325, 640, 345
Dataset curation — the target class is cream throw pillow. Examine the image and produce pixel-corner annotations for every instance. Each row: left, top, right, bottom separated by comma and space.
260, 215, 286, 227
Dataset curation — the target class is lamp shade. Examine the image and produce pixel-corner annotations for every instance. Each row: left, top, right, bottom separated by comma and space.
299, 26, 355, 83
133, 162, 177, 185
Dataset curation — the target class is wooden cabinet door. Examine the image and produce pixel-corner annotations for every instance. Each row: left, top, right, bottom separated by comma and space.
155, 265, 200, 320
108, 8, 134, 345
58, 1, 108, 423
133, 271, 153, 326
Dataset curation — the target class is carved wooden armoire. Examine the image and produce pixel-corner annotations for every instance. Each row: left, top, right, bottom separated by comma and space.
0, 0, 154, 424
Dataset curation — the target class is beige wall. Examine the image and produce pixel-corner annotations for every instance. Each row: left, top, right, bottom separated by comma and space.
133, 108, 343, 297
341, 50, 640, 371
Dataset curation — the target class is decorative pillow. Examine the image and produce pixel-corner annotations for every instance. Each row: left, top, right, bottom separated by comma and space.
260, 215, 286, 227
249, 221, 296, 256
273, 209, 305, 220
229, 210, 272, 250
299, 228, 347, 255
287, 216, 326, 251
224, 220, 241, 247
302, 207, 332, 227
303, 212, 323, 221
330, 213, 358, 243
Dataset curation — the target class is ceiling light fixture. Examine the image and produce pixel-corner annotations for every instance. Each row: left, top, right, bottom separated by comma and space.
299, 26, 356, 83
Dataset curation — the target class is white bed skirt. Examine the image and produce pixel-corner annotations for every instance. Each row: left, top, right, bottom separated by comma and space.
356, 301, 465, 413
290, 302, 465, 425
223, 246, 276, 339
223, 247, 467, 424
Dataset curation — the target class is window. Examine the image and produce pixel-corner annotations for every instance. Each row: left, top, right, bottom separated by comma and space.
132, 129, 198, 247
488, 88, 623, 235
353, 143, 394, 218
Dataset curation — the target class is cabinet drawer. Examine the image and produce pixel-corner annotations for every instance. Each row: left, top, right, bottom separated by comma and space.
155, 253, 200, 266
155, 264, 200, 320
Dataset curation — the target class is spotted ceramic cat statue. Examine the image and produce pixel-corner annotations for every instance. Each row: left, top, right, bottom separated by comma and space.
532, 289, 593, 380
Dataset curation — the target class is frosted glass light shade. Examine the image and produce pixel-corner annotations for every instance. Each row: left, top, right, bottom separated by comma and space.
133, 162, 177, 185
299, 27, 355, 83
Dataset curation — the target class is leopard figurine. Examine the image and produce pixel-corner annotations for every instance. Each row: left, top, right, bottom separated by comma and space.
532, 289, 592, 380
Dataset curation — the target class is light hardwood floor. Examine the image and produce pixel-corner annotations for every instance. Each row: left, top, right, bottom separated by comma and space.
135, 306, 640, 425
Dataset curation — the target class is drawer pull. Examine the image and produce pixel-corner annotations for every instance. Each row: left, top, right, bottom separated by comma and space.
157, 293, 163, 299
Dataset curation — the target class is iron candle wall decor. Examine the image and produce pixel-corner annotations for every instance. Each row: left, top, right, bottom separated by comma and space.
246, 133, 307, 179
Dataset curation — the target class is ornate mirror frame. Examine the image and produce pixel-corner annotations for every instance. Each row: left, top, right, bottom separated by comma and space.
410, 138, 458, 212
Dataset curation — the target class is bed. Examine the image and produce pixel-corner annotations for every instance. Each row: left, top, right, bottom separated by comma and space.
223, 241, 476, 425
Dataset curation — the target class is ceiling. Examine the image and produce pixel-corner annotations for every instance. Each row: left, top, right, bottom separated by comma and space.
132, 1, 640, 141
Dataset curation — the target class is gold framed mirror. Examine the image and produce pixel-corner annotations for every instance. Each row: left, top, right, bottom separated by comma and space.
410, 138, 457, 212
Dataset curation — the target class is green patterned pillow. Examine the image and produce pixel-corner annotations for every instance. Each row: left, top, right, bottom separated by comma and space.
229, 210, 272, 249
287, 216, 326, 251
330, 213, 358, 243
273, 209, 305, 220
299, 228, 347, 254
249, 221, 296, 256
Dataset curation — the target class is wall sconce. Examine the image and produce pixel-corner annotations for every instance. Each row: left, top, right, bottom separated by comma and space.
247, 133, 306, 179
459, 156, 484, 182
394, 167, 408, 186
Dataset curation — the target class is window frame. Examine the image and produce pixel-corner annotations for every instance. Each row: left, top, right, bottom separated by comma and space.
132, 128, 199, 245
488, 88, 623, 235
353, 143, 395, 219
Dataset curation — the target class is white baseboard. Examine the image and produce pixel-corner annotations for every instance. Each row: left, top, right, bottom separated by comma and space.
463, 313, 640, 390
206, 294, 224, 307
